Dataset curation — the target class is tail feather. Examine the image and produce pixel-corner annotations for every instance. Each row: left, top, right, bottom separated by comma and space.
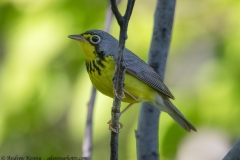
153, 95, 197, 132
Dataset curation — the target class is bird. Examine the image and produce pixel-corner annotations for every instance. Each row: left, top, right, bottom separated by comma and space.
68, 29, 196, 132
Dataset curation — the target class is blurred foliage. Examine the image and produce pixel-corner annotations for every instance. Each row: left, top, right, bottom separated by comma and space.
0, 0, 240, 160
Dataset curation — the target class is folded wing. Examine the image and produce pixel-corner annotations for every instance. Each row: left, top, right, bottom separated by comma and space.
124, 49, 175, 100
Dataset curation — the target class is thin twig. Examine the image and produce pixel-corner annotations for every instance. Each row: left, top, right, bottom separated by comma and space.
109, 0, 135, 160
82, 2, 119, 159
104, 0, 122, 32
82, 86, 96, 159
136, 0, 176, 159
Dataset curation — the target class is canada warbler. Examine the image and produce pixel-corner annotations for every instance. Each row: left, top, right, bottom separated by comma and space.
68, 30, 196, 132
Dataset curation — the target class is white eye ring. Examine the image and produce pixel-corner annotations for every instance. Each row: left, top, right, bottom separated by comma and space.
90, 35, 101, 44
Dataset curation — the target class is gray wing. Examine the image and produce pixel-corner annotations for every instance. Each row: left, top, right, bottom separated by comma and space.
123, 49, 175, 100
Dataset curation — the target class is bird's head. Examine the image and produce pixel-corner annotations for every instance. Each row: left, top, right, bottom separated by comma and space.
68, 30, 118, 61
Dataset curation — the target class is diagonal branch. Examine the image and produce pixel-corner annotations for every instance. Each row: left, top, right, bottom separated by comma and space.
111, 0, 124, 26
109, 0, 135, 160
223, 138, 240, 160
104, 0, 122, 32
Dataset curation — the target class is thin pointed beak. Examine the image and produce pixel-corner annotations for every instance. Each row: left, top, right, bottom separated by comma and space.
68, 34, 85, 41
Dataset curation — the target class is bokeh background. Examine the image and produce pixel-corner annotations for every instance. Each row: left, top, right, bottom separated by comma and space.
0, 0, 240, 160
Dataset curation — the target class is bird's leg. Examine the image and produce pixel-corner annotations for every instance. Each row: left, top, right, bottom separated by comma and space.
120, 103, 134, 115
108, 90, 139, 132
124, 89, 140, 102
108, 103, 134, 133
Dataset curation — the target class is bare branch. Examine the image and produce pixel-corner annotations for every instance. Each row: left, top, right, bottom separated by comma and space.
82, 86, 96, 159
136, 0, 176, 159
110, 0, 124, 26
104, 0, 122, 32
109, 0, 135, 159
82, 2, 118, 159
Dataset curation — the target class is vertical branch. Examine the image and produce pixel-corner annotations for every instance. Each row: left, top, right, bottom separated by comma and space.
223, 138, 240, 160
82, 1, 120, 159
109, 0, 135, 160
82, 86, 96, 159
136, 0, 176, 159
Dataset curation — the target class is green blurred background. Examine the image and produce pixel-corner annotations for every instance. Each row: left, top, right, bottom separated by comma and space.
0, 0, 240, 159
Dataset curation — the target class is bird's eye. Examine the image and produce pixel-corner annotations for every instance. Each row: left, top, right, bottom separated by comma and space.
90, 35, 101, 44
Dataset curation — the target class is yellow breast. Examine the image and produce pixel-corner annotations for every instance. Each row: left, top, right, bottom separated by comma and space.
87, 56, 157, 104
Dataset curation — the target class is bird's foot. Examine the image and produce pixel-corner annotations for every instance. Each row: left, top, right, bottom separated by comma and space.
107, 120, 123, 133
113, 88, 125, 99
